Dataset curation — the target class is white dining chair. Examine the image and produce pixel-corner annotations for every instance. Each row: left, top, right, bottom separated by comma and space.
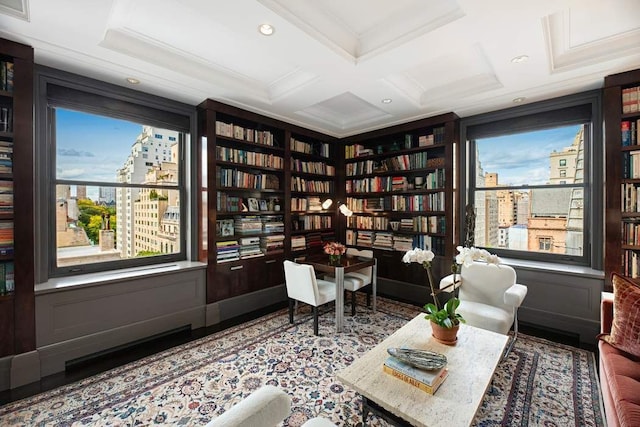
283, 260, 337, 336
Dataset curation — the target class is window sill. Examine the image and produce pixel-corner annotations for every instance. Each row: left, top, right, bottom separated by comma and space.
500, 257, 604, 280
35, 261, 207, 295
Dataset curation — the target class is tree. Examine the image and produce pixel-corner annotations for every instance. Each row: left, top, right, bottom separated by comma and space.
86, 215, 103, 244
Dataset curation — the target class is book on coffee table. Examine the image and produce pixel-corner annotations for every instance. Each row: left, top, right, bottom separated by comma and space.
383, 356, 449, 394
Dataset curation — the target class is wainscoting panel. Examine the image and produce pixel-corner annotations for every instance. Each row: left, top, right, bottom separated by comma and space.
34, 268, 206, 377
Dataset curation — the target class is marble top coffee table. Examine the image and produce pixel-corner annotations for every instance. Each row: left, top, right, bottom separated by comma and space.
337, 313, 509, 427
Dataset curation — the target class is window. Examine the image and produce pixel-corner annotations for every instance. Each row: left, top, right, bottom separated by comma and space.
538, 237, 552, 251
461, 91, 603, 267
35, 68, 195, 278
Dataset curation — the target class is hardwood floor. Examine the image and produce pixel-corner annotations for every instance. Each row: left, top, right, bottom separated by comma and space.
0, 298, 596, 406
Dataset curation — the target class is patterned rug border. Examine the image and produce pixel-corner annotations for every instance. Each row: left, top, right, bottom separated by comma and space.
0, 296, 605, 427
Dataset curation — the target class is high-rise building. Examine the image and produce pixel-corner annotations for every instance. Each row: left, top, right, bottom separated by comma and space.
99, 187, 116, 205
116, 126, 179, 257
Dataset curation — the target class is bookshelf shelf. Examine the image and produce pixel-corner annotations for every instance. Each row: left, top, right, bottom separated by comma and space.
604, 68, 640, 290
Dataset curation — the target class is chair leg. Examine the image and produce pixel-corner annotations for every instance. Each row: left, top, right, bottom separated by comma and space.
313, 306, 319, 336
502, 308, 520, 359
351, 291, 356, 316
288, 299, 294, 324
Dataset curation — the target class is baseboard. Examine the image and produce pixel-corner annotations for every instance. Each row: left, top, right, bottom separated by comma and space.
518, 306, 600, 346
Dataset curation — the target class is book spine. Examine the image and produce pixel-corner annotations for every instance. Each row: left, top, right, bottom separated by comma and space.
382, 365, 441, 394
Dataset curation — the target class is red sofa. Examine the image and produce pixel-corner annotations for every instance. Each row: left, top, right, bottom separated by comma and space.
599, 292, 640, 427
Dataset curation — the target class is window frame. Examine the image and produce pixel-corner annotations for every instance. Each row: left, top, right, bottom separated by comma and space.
459, 91, 603, 268
34, 66, 198, 281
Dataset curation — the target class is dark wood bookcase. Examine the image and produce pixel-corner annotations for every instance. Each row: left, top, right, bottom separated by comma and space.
604, 68, 640, 291
0, 38, 34, 357
341, 113, 459, 286
197, 100, 339, 303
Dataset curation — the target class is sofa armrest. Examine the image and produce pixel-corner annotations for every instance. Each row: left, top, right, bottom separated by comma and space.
206, 385, 291, 427
504, 283, 527, 307
601, 291, 614, 334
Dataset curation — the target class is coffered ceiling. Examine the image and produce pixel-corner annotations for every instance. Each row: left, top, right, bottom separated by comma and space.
1, 0, 639, 137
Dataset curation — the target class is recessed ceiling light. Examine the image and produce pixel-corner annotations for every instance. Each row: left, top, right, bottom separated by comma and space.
513, 97, 526, 103
381, 98, 392, 104
511, 55, 529, 63
258, 24, 275, 36
126, 77, 140, 85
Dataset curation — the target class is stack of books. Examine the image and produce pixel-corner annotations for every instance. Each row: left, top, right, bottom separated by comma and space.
234, 216, 262, 234
260, 234, 284, 255
0, 180, 13, 213
216, 240, 240, 263
291, 235, 306, 252
393, 235, 414, 252
262, 215, 284, 233
306, 232, 323, 251
373, 232, 393, 250
239, 237, 263, 259
0, 142, 12, 172
356, 230, 373, 247
383, 356, 448, 394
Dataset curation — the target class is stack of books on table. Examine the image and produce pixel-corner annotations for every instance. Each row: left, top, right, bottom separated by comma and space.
239, 237, 264, 259
216, 240, 240, 263
383, 356, 448, 394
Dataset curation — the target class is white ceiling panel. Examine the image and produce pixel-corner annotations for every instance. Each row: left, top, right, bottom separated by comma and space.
0, 0, 639, 136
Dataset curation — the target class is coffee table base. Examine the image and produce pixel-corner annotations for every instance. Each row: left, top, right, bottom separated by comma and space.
362, 396, 412, 427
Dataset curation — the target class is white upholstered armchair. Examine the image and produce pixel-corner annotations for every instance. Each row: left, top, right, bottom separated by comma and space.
439, 261, 527, 356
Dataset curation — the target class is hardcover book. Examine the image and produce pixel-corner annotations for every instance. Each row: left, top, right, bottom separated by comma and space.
383, 356, 448, 394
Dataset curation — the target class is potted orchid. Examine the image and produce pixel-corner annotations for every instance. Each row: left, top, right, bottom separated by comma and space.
402, 248, 465, 345
324, 242, 346, 265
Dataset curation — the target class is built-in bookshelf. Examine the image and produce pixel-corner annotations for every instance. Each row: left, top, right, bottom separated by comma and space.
289, 132, 337, 258
0, 38, 34, 357
604, 68, 640, 290
198, 101, 287, 302
342, 113, 459, 285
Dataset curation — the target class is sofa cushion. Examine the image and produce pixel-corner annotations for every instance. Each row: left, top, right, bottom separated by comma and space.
599, 273, 640, 358
600, 339, 640, 427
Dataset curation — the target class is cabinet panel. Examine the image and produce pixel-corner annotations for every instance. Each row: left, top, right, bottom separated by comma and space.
0, 297, 14, 356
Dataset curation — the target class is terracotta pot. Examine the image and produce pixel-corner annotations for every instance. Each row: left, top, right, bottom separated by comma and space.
430, 321, 459, 345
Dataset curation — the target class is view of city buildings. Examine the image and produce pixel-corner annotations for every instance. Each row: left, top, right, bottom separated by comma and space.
56, 124, 181, 266
474, 126, 584, 255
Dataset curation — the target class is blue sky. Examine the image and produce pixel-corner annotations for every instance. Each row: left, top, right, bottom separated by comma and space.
476, 124, 582, 186
56, 108, 142, 183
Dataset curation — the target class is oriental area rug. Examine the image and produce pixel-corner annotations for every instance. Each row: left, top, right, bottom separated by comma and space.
0, 297, 604, 426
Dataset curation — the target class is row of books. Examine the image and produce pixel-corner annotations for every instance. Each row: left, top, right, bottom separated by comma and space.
622, 86, 640, 114
622, 151, 640, 179
0, 180, 12, 211
622, 249, 640, 278
291, 196, 329, 212
292, 215, 332, 231
346, 230, 442, 253
0, 107, 13, 133
291, 177, 332, 193
346, 152, 434, 176
344, 128, 445, 160
0, 262, 14, 295
215, 216, 284, 237
622, 183, 640, 213
290, 137, 330, 158
622, 120, 640, 147
291, 159, 335, 176
622, 218, 640, 246
0, 61, 14, 92
218, 168, 280, 190
216, 146, 284, 169
291, 231, 336, 252
347, 215, 389, 231
347, 193, 445, 213
215, 120, 277, 146
216, 233, 287, 263
346, 176, 417, 193
0, 221, 13, 254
